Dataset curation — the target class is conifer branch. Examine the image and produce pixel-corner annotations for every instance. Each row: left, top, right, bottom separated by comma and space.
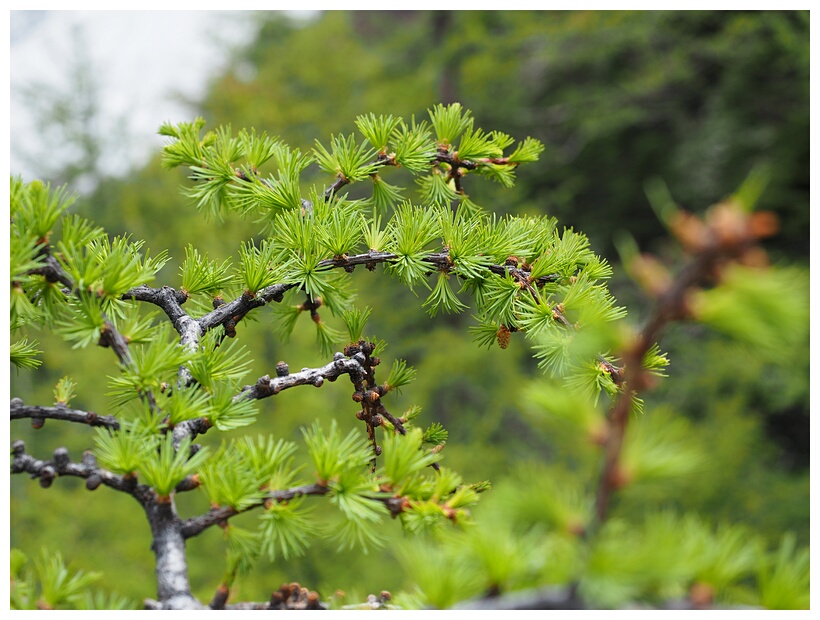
121, 284, 189, 323
223, 583, 326, 610
198, 283, 295, 331
593, 202, 779, 524
454, 585, 584, 610
10, 398, 120, 431
28, 252, 74, 289
180, 483, 328, 538
454, 585, 750, 610
237, 354, 366, 401
19, 242, 162, 411
10, 440, 152, 503
180, 483, 406, 540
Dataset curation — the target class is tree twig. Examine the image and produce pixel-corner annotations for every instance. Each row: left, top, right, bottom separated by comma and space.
10, 398, 120, 430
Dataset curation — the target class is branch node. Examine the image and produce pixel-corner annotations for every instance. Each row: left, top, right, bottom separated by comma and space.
53, 447, 70, 469
39, 466, 56, 488
12, 439, 26, 456
86, 474, 103, 491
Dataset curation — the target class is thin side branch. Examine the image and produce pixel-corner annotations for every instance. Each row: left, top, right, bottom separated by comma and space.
237, 354, 366, 401
10, 398, 120, 430
180, 483, 329, 538
10, 440, 152, 503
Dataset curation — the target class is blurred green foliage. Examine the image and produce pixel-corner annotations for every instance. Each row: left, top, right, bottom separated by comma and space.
10, 9, 808, 608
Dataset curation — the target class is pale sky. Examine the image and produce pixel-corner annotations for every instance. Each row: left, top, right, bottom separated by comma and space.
8, 11, 280, 186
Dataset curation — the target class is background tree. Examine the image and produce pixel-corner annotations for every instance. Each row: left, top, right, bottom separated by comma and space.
10, 10, 809, 609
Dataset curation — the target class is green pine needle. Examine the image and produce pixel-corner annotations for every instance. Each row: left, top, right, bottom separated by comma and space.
386, 358, 417, 394
355, 113, 402, 152
10, 338, 42, 371
53, 376, 77, 406
342, 306, 372, 343
422, 271, 468, 317
139, 434, 211, 498
429, 102, 474, 146
180, 245, 233, 296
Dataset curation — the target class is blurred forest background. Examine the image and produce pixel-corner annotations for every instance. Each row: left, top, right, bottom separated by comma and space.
10, 10, 809, 605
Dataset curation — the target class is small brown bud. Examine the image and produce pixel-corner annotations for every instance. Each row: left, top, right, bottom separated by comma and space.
707, 200, 748, 247
31, 417, 45, 430
738, 246, 770, 269
689, 582, 715, 608
610, 464, 633, 489
670, 210, 711, 253
276, 361, 289, 377
374, 446, 383, 456
352, 392, 364, 403
496, 324, 511, 349
356, 410, 365, 420
748, 211, 779, 239
567, 520, 586, 537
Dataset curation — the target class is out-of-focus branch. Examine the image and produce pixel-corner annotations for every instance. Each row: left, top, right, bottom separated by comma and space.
593, 201, 779, 524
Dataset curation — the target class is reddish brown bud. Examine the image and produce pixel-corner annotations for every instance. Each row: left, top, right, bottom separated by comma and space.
748, 211, 779, 239
738, 246, 770, 269
689, 582, 715, 609
707, 200, 748, 247
610, 464, 633, 489
496, 324, 511, 349
566, 520, 587, 537
670, 210, 711, 253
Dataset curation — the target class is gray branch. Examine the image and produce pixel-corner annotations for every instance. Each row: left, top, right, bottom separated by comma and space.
10, 398, 120, 430
180, 483, 329, 539
238, 353, 366, 401
10, 440, 152, 502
